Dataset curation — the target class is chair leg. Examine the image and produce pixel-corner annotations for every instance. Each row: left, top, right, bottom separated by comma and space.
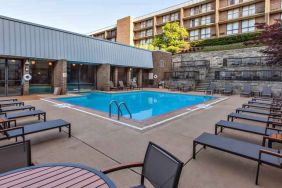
59, 127, 62, 132
215, 125, 218, 135
68, 125, 71, 138
255, 162, 261, 185
193, 142, 197, 159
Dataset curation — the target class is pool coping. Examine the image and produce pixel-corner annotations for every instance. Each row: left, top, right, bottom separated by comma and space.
40, 91, 229, 131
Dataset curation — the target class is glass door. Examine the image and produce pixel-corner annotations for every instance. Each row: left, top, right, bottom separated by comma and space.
0, 59, 23, 96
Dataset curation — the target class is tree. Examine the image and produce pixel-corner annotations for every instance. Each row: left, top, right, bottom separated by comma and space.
152, 22, 189, 53
246, 20, 282, 65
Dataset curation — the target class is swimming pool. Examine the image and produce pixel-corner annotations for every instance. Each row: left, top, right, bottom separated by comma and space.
56, 91, 215, 121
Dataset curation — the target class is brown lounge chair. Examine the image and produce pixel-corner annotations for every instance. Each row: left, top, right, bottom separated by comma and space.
102, 142, 184, 188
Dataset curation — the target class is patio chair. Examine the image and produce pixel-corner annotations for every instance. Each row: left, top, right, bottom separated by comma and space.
0, 141, 32, 174
193, 132, 282, 185
242, 103, 281, 111
235, 108, 281, 116
118, 81, 129, 90
240, 84, 252, 97
205, 83, 216, 95
169, 82, 179, 91
0, 105, 35, 113
109, 81, 118, 91
181, 82, 192, 92
1, 119, 71, 141
0, 110, 46, 122
102, 142, 184, 188
0, 98, 17, 102
222, 84, 233, 95
0, 101, 24, 108
261, 86, 272, 98
130, 81, 141, 90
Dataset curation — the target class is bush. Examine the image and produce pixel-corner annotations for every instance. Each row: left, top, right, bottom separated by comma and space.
191, 32, 261, 47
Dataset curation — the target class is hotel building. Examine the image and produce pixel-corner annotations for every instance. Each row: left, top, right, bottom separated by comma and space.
89, 0, 282, 46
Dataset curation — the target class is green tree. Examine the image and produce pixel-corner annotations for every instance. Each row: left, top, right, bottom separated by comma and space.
152, 22, 189, 53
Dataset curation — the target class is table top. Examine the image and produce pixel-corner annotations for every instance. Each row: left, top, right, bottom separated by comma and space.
0, 163, 116, 188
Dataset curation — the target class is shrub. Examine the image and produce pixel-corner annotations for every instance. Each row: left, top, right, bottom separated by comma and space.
191, 32, 261, 47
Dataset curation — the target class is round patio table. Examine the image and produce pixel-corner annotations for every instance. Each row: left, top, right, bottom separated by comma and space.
0, 163, 116, 188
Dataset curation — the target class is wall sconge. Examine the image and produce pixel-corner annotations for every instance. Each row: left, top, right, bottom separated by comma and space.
25, 60, 30, 65
31, 61, 36, 65
48, 62, 53, 66
72, 64, 76, 67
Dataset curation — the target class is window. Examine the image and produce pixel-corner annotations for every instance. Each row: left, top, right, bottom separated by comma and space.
146, 29, 153, 36
147, 38, 152, 44
171, 13, 179, 21
242, 5, 255, 17
162, 15, 170, 23
228, 0, 239, 6
201, 16, 211, 25
242, 19, 255, 33
190, 18, 200, 27
228, 9, 239, 20
147, 20, 153, 27
190, 30, 199, 40
190, 7, 199, 16
140, 31, 146, 37
140, 39, 146, 45
141, 22, 146, 29
202, 3, 212, 13
201, 28, 211, 39
227, 22, 239, 35
111, 30, 116, 37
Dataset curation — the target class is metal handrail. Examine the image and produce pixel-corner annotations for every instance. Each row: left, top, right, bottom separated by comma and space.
109, 100, 119, 119
118, 102, 132, 119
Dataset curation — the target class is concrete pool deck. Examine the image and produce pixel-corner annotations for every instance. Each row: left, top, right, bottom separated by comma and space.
2, 91, 282, 187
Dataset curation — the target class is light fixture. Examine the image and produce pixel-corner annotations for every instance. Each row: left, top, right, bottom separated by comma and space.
31, 61, 36, 65
72, 64, 76, 67
48, 62, 53, 66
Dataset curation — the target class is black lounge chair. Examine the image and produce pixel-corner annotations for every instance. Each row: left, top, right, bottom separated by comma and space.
1, 119, 71, 141
242, 103, 281, 111
193, 133, 282, 185
222, 84, 233, 95
240, 85, 252, 97
0, 101, 24, 108
0, 98, 17, 102
261, 86, 272, 98
215, 120, 281, 136
0, 110, 46, 122
0, 105, 35, 113
205, 83, 216, 95
248, 100, 276, 105
236, 108, 280, 116
102, 142, 184, 188
0, 141, 32, 174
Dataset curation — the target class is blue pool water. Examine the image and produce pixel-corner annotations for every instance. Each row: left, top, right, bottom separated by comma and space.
57, 91, 214, 121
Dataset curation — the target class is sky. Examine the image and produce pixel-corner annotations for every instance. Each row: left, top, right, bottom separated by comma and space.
0, 0, 189, 34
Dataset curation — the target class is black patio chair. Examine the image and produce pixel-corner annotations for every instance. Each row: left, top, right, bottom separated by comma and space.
261, 86, 272, 98
0, 105, 35, 113
102, 142, 184, 188
193, 132, 282, 185
240, 84, 252, 97
205, 83, 216, 95
0, 141, 32, 174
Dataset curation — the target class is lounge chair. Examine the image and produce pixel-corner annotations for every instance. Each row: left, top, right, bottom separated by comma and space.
236, 108, 280, 116
248, 100, 276, 105
0, 105, 35, 113
0, 98, 17, 102
227, 112, 280, 127
0, 141, 32, 173
261, 86, 272, 98
102, 142, 184, 188
130, 81, 141, 90
242, 103, 281, 111
240, 85, 253, 97
205, 83, 216, 95
193, 132, 282, 185
118, 81, 129, 90
109, 81, 118, 91
222, 84, 233, 95
0, 110, 46, 122
181, 83, 192, 92
1, 119, 71, 141
0, 101, 24, 108
169, 82, 179, 91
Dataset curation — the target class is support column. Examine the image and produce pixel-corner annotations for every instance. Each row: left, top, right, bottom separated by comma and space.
97, 64, 111, 91
215, 0, 220, 37
265, 0, 270, 25
53, 60, 67, 95
22, 60, 30, 95
113, 67, 119, 86
137, 69, 143, 87
126, 68, 132, 84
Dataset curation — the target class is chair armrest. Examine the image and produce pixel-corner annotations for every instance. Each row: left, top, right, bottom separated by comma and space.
265, 127, 282, 133
259, 149, 282, 159
101, 162, 143, 174
0, 112, 7, 117
0, 126, 24, 134
263, 135, 282, 143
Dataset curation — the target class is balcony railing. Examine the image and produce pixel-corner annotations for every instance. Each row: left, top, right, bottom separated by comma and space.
164, 71, 200, 80
219, 8, 265, 22
223, 56, 270, 67
215, 70, 282, 81
188, 18, 216, 28
270, 2, 282, 12
219, 0, 264, 10
185, 8, 215, 18
173, 60, 210, 70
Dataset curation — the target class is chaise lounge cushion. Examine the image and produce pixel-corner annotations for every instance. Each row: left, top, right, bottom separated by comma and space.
1, 110, 45, 119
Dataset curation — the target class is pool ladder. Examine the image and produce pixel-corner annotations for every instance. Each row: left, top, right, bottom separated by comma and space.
109, 100, 132, 120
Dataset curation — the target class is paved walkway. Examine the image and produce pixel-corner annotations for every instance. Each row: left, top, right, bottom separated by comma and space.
4, 94, 282, 187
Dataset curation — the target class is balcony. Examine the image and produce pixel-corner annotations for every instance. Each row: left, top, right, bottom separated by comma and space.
219, 8, 265, 23
219, 0, 265, 12
270, 2, 282, 14
185, 18, 216, 30
183, 9, 215, 20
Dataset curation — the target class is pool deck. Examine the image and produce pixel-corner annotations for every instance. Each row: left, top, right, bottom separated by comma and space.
1, 90, 282, 187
